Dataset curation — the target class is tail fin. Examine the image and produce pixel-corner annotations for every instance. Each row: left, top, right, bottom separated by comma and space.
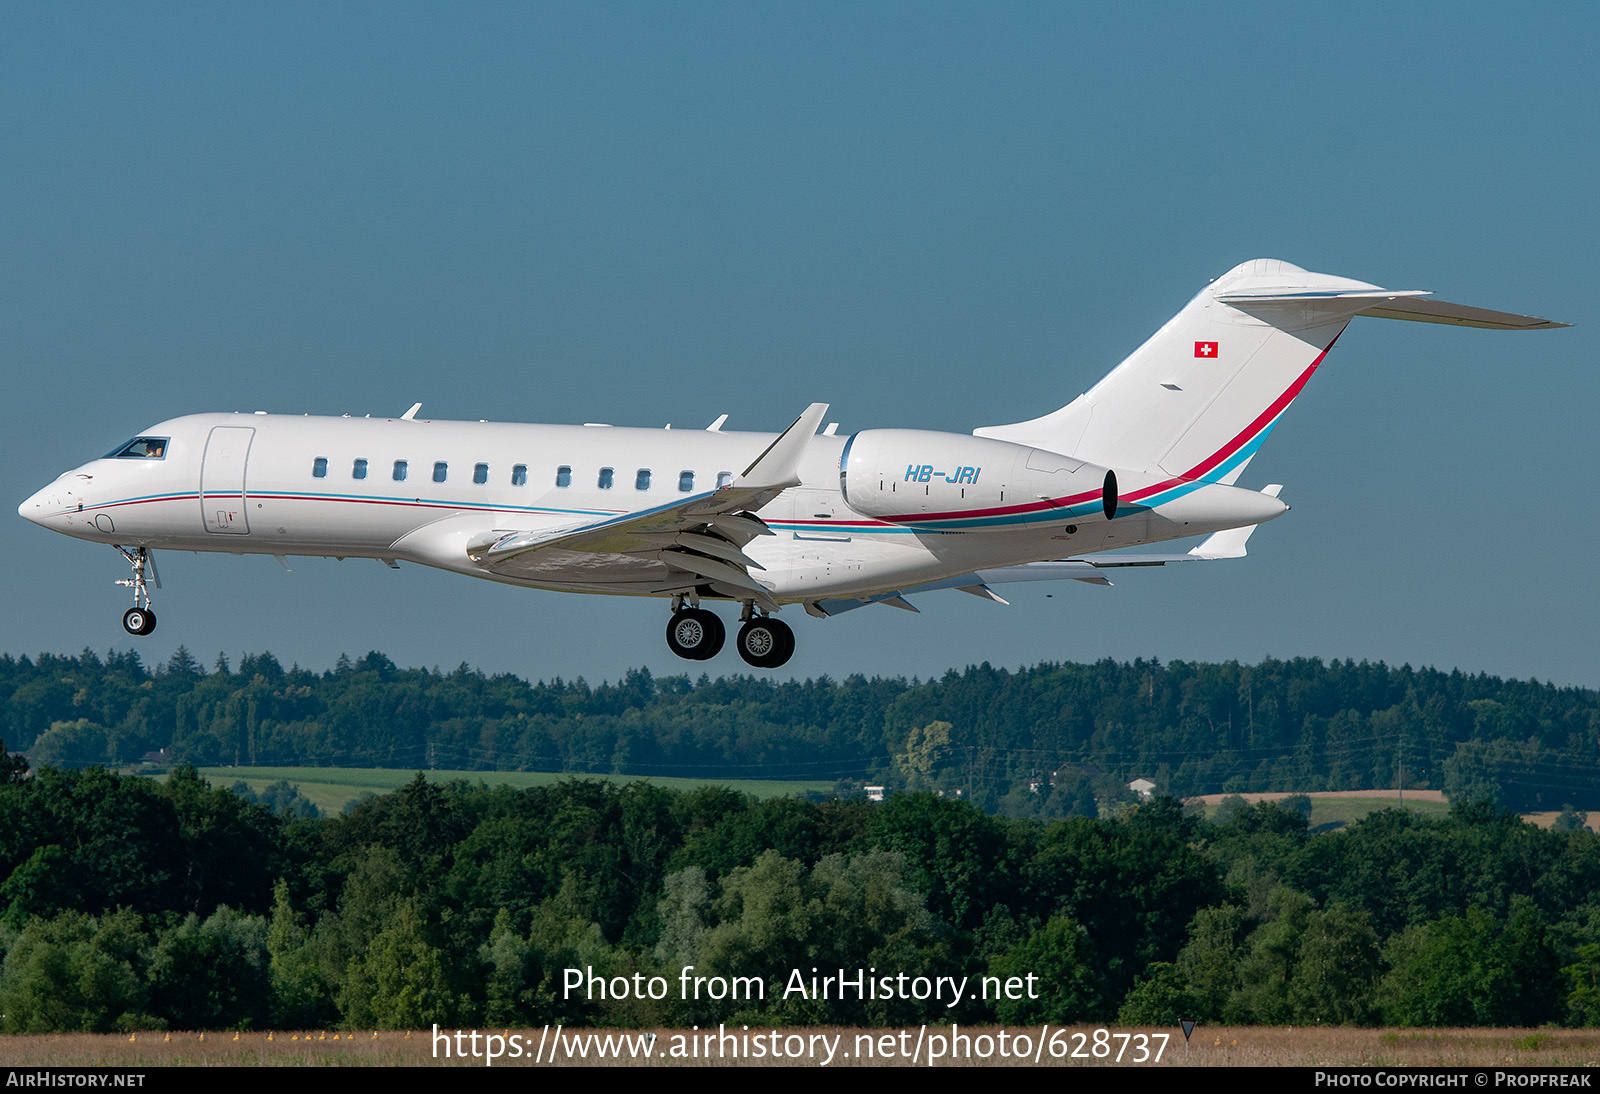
974, 259, 1563, 484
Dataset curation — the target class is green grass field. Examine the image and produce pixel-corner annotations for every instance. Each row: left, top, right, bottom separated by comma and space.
195, 766, 836, 815
1197, 792, 1453, 828
1301, 794, 1452, 827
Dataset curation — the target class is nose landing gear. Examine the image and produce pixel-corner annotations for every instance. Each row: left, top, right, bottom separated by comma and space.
115, 547, 159, 636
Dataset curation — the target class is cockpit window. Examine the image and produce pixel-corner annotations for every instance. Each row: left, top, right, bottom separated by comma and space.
106, 437, 169, 460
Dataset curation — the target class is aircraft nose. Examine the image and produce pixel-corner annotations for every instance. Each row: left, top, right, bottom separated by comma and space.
18, 484, 57, 526
17, 476, 82, 528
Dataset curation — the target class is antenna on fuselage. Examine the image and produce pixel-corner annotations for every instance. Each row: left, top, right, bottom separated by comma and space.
400, 403, 422, 421
706, 414, 728, 431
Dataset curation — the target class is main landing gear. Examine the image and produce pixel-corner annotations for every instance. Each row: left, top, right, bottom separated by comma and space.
665, 597, 794, 668
665, 607, 725, 661
734, 615, 794, 670
115, 546, 158, 636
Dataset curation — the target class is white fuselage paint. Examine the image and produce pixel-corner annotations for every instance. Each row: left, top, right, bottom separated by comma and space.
19, 410, 1284, 607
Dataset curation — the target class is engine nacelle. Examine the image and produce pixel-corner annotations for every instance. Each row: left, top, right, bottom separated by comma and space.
839, 429, 1115, 525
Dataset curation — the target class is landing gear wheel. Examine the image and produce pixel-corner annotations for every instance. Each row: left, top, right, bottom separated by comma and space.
114, 546, 159, 636
736, 617, 794, 669
665, 608, 725, 660
122, 607, 156, 636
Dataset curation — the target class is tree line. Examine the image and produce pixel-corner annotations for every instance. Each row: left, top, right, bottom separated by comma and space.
2, 765, 1600, 1032
2, 648, 1597, 810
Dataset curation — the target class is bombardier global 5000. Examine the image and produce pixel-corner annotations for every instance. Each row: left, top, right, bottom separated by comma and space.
18, 260, 1565, 668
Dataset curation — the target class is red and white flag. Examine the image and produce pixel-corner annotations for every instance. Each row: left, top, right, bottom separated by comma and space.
1194, 341, 1219, 358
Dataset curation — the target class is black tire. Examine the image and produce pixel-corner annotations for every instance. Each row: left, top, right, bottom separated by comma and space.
666, 608, 724, 660
736, 617, 794, 669
122, 607, 156, 636
695, 610, 726, 659
770, 617, 795, 665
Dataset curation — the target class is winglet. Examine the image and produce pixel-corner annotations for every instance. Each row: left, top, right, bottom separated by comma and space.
737, 403, 829, 488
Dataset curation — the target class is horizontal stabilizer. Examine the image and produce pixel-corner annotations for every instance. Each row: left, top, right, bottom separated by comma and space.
1356, 297, 1569, 330
1213, 285, 1568, 329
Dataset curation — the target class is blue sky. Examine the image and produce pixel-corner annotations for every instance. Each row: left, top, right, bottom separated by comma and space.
4, 3, 1594, 687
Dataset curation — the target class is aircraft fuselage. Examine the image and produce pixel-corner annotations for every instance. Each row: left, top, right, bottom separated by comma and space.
19, 410, 1280, 603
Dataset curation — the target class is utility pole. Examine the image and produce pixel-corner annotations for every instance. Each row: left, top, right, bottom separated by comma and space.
1397, 729, 1404, 804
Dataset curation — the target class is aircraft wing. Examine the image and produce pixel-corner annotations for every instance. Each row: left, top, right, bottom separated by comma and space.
805, 487, 1280, 617
466, 403, 829, 612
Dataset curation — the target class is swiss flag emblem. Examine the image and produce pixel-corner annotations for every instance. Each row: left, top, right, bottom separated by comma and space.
1195, 341, 1219, 358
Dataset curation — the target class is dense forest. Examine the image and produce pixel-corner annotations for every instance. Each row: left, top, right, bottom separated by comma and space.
2, 648, 1597, 811
1, 766, 1599, 1032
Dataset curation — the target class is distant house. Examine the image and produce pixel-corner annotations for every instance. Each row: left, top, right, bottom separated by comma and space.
1129, 777, 1157, 801
865, 785, 885, 802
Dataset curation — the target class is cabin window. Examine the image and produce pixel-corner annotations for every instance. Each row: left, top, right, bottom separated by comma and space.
635, 468, 651, 491
717, 471, 733, 489
598, 467, 614, 489
433, 461, 448, 483
511, 464, 527, 486
679, 470, 694, 492
312, 457, 328, 478
352, 458, 368, 480
474, 463, 489, 485
556, 465, 572, 488
393, 460, 408, 482
107, 437, 169, 460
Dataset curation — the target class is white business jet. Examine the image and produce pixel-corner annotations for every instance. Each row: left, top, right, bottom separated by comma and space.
18, 260, 1564, 668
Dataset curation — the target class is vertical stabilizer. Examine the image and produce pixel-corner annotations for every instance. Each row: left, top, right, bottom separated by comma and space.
975, 260, 1407, 482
